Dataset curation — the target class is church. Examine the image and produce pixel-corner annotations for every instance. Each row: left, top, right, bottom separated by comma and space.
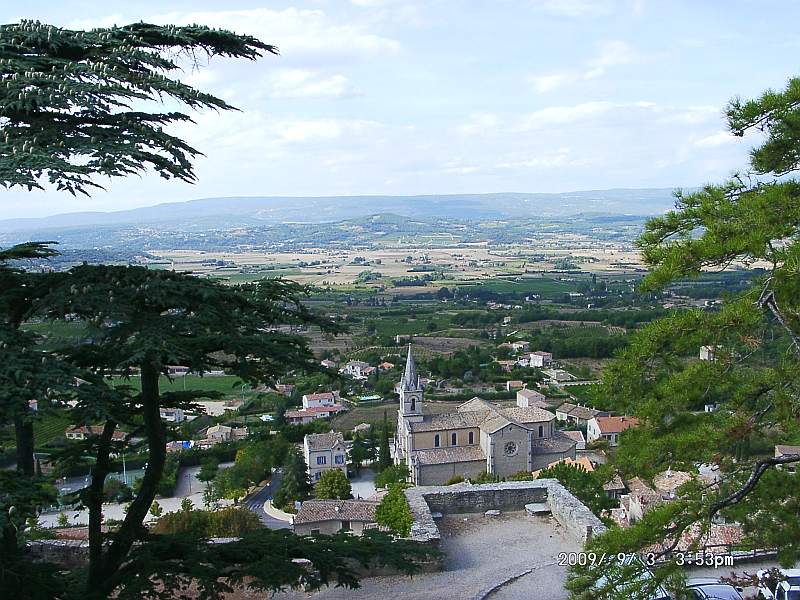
395, 346, 578, 485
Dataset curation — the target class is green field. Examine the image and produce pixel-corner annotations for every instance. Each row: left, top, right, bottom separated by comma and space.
112, 374, 249, 398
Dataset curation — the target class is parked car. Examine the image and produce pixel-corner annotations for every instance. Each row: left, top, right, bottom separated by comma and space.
685, 577, 743, 599
594, 555, 672, 600
758, 569, 800, 600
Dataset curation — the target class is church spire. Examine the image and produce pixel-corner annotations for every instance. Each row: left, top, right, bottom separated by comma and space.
402, 344, 418, 390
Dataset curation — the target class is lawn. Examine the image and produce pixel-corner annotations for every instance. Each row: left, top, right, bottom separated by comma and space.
111, 374, 250, 399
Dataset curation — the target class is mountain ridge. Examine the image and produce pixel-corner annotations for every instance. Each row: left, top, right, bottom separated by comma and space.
0, 188, 680, 234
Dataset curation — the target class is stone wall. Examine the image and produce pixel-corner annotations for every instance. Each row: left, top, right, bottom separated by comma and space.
404, 479, 606, 547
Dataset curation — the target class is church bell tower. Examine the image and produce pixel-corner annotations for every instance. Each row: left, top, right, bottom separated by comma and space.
399, 344, 423, 417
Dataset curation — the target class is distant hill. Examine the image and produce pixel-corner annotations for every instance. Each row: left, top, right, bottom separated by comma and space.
0, 189, 678, 235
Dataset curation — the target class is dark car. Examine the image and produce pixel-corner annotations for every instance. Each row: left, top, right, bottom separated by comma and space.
686, 578, 744, 600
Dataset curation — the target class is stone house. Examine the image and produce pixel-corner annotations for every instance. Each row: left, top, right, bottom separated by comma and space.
516, 388, 548, 408
65, 425, 125, 442
342, 360, 374, 379
301, 391, 341, 409
586, 416, 639, 446
528, 351, 553, 368
293, 499, 380, 535
776, 444, 800, 473
203, 424, 248, 445
555, 402, 608, 428
304, 431, 348, 483
395, 347, 577, 486
159, 407, 185, 423
285, 404, 345, 425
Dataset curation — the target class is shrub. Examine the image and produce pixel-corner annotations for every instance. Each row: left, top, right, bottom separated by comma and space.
471, 471, 502, 484
375, 484, 413, 537
508, 470, 534, 481
375, 464, 409, 488
445, 474, 464, 485
314, 469, 352, 500
153, 507, 263, 537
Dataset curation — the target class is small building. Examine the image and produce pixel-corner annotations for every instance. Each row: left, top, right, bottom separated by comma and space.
204, 424, 248, 445
159, 407, 186, 423
603, 474, 626, 500
555, 402, 608, 428
65, 425, 125, 442
542, 368, 575, 384
304, 431, 348, 483
699, 345, 719, 361
506, 380, 525, 392
378, 362, 395, 371
166, 365, 190, 376
302, 391, 341, 410
510, 341, 530, 353
285, 404, 345, 425
561, 429, 586, 451
353, 423, 372, 435
320, 359, 338, 369
275, 383, 295, 397
586, 416, 639, 447
529, 351, 553, 368
342, 361, 373, 379
293, 499, 380, 535
516, 388, 547, 408
775, 445, 800, 473
495, 360, 517, 373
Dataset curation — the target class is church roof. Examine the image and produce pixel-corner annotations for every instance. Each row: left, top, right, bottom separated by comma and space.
408, 411, 487, 432
401, 344, 419, 390
530, 431, 580, 453
407, 399, 555, 434
414, 445, 486, 465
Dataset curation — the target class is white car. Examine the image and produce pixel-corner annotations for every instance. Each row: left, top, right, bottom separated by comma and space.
758, 568, 800, 600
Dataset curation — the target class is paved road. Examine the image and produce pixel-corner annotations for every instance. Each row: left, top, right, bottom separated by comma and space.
244, 469, 292, 530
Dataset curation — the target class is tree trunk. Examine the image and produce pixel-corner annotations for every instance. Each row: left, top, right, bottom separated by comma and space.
86, 420, 116, 589
14, 415, 34, 476
89, 361, 166, 598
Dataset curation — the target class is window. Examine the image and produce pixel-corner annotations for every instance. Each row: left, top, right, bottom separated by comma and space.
503, 441, 518, 457
334, 454, 344, 465
451, 432, 457, 446
311, 529, 320, 535
538, 425, 543, 437
316, 456, 327, 465
341, 520, 351, 531
314, 472, 321, 481
468, 431, 474, 444
410, 396, 416, 411
434, 434, 440, 448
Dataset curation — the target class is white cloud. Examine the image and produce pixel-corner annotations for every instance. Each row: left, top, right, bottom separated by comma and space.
527, 0, 613, 17
456, 113, 500, 136
695, 131, 737, 147
269, 69, 360, 99
529, 72, 577, 93
520, 101, 621, 129
530, 39, 639, 92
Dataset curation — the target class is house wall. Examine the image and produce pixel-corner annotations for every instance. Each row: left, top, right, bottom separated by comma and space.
306, 443, 348, 482
294, 519, 371, 536
411, 427, 480, 450
487, 424, 531, 478
416, 459, 487, 486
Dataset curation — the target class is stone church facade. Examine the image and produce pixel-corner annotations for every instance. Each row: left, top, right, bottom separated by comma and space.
395, 346, 578, 486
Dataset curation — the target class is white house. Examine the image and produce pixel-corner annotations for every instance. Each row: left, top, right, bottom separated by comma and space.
586, 416, 639, 447
302, 391, 341, 409
159, 407, 186, 423
700, 345, 720, 361
516, 387, 547, 408
529, 351, 553, 368
304, 431, 348, 483
510, 341, 530, 353
342, 361, 375, 379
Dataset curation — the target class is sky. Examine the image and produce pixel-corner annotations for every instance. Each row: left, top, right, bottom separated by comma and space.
2, 0, 800, 219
